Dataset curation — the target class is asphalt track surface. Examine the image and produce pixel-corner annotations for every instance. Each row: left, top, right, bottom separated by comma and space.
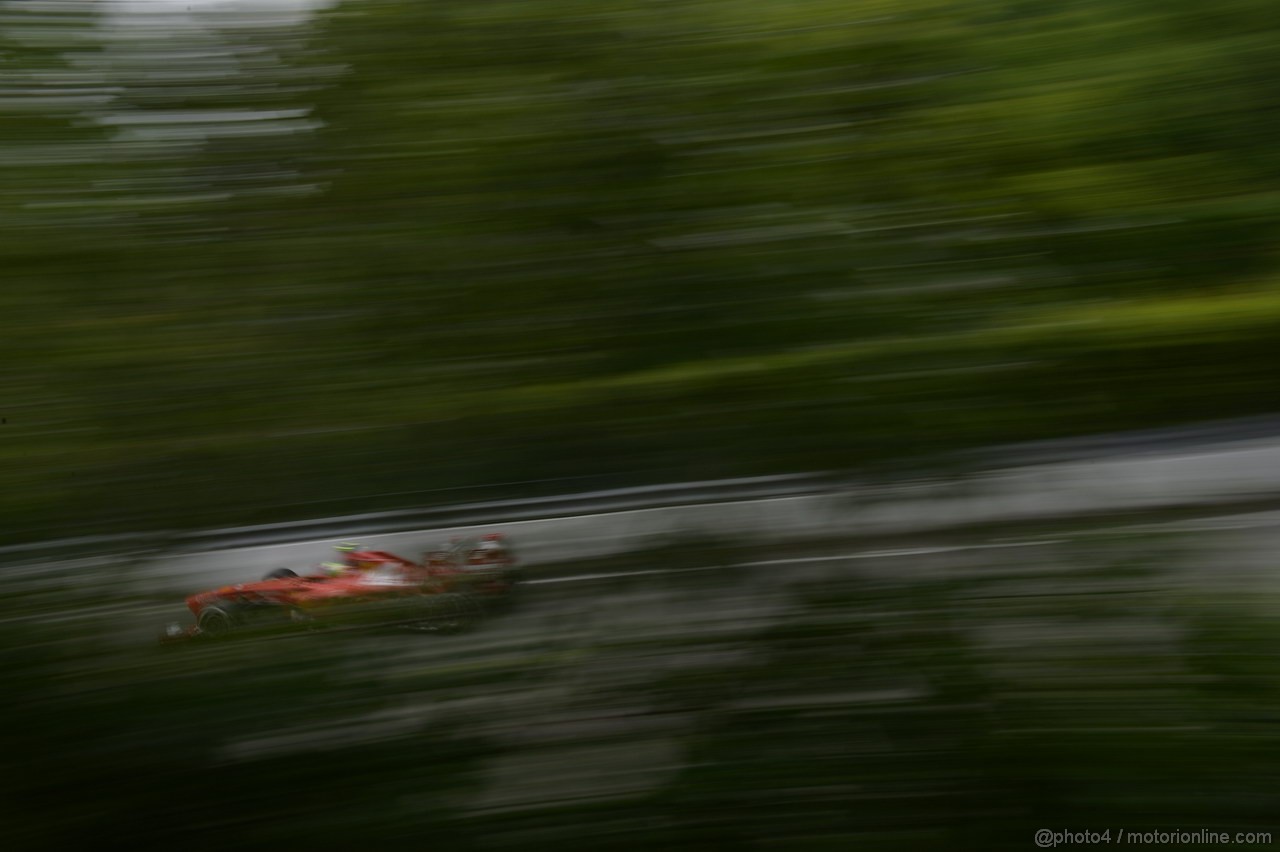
165, 502, 1278, 802
22, 499, 1280, 648
11, 469, 1280, 826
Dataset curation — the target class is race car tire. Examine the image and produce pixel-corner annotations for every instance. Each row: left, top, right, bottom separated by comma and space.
489, 569, 522, 611
197, 606, 236, 639
289, 607, 321, 630
403, 593, 482, 635
264, 568, 298, 580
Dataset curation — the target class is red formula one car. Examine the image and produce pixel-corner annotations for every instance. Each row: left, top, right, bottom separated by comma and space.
161, 535, 519, 643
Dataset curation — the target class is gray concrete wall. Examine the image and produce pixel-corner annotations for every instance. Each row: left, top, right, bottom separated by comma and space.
120, 435, 1280, 593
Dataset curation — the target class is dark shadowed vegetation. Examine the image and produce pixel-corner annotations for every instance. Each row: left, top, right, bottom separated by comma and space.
4, 533, 1279, 850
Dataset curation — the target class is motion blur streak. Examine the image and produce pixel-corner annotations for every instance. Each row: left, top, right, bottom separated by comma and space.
5, 0, 1280, 848
4, 0, 1280, 542
6, 526, 1280, 850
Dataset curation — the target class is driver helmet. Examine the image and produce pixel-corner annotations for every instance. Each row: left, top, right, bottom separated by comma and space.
334, 541, 362, 566
475, 533, 510, 563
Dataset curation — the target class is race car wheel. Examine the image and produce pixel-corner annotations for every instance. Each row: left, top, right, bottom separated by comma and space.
289, 608, 320, 630
403, 594, 482, 635
197, 606, 236, 639
487, 570, 522, 611
264, 568, 298, 580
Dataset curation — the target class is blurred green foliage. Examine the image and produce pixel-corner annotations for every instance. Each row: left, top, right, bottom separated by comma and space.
4, 0, 1280, 541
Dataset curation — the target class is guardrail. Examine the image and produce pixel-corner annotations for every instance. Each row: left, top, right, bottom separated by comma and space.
9, 412, 1280, 569
0, 472, 832, 565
